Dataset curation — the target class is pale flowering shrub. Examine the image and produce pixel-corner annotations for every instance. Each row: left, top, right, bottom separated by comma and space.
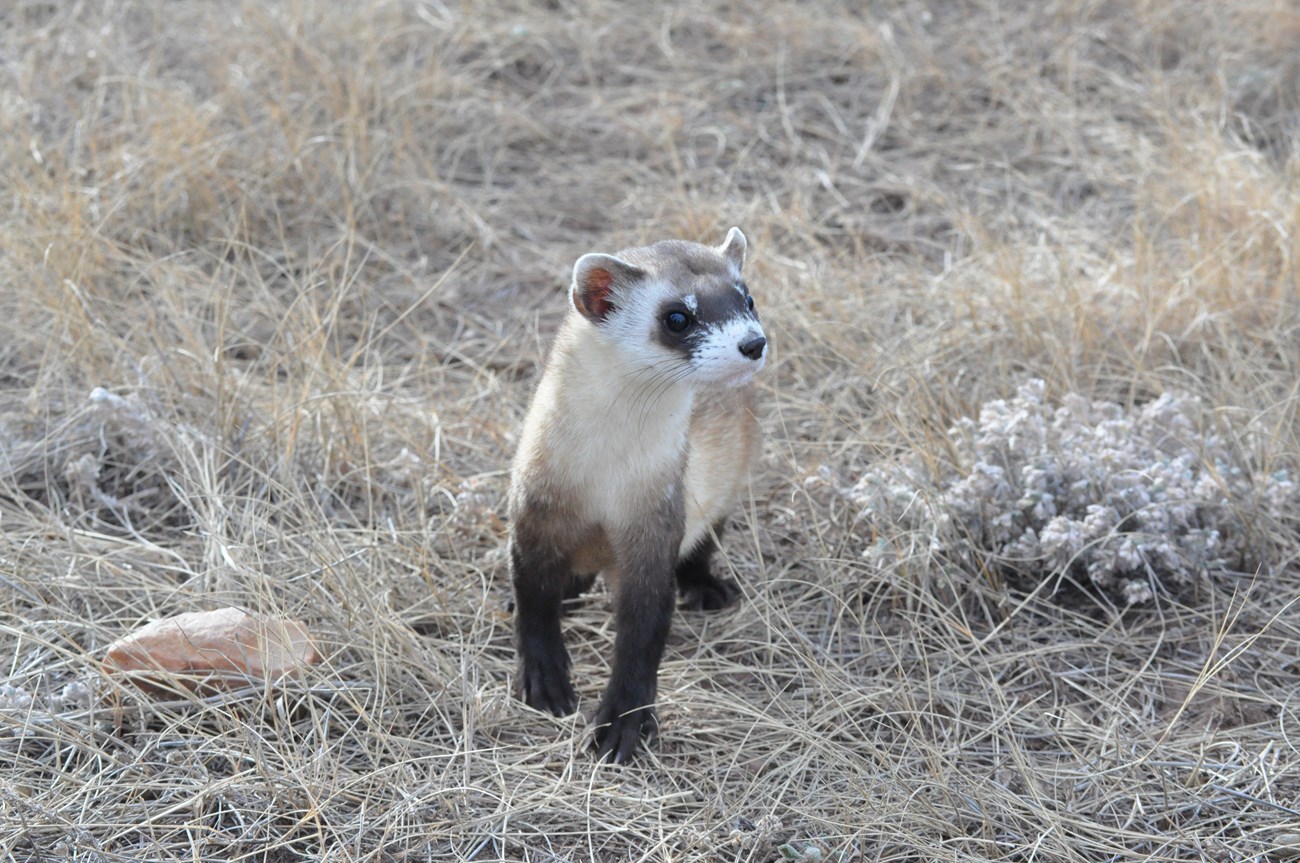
0, 680, 93, 714
844, 381, 1295, 604
0, 386, 193, 537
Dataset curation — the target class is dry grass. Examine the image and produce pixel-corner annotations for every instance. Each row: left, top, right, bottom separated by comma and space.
2, 1, 1300, 860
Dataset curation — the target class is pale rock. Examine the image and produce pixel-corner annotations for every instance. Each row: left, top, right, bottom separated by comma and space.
102, 607, 320, 690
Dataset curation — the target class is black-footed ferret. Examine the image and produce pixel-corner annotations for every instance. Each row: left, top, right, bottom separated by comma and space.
508, 227, 766, 763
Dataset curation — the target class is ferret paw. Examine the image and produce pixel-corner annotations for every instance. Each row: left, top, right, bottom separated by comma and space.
519, 651, 576, 717
592, 700, 658, 764
679, 576, 740, 611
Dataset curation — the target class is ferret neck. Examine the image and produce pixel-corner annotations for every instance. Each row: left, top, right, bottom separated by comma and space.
558, 319, 695, 424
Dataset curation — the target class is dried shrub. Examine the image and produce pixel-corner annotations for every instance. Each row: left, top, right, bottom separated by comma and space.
845, 381, 1296, 604
1, 387, 196, 538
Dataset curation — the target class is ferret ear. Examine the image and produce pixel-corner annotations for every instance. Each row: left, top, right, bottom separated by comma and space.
571, 253, 644, 323
718, 226, 747, 272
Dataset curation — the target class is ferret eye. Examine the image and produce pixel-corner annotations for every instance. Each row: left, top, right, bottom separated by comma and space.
745, 295, 755, 312
663, 310, 692, 333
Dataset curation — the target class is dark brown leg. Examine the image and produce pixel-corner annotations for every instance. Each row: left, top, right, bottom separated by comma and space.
562, 572, 598, 605
591, 563, 675, 763
592, 507, 684, 763
511, 537, 577, 716
675, 522, 740, 611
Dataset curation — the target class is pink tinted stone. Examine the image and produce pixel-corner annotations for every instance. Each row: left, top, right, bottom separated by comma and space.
103, 607, 320, 690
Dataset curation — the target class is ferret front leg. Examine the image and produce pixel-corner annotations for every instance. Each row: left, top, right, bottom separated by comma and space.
510, 537, 577, 717
593, 523, 681, 762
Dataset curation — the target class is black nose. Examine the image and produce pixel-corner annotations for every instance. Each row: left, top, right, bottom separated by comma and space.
738, 335, 766, 360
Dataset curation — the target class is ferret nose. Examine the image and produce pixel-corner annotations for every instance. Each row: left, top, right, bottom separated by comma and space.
738, 335, 767, 360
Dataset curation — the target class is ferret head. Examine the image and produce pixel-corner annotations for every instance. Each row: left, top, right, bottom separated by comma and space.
569, 227, 767, 388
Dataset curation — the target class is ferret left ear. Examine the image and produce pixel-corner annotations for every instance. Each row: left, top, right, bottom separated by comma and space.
719, 227, 747, 272
572, 253, 645, 324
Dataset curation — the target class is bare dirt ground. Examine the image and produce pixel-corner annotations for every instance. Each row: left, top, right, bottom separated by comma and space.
3, 1, 1299, 860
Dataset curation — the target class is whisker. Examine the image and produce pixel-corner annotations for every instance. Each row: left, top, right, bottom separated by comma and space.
608, 358, 692, 426
633, 362, 695, 428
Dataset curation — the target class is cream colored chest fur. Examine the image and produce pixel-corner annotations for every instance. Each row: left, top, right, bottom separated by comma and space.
511, 318, 757, 564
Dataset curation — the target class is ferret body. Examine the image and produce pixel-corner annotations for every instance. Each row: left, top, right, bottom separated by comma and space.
508, 228, 766, 762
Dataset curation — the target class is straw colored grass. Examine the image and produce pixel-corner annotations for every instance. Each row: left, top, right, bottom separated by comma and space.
2, 1, 1299, 860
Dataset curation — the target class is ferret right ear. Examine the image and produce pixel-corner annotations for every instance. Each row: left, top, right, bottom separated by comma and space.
571, 253, 644, 324
718, 227, 747, 273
